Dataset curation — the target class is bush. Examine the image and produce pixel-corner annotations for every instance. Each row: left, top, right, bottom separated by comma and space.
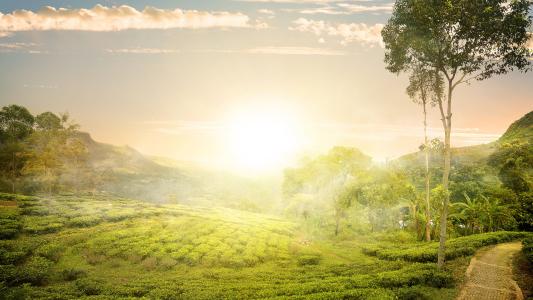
363, 231, 530, 263
23, 216, 64, 234
147, 287, 184, 300
297, 255, 321, 266
75, 278, 104, 295
17, 256, 53, 285
0, 264, 18, 284
0, 208, 22, 239
523, 237, 533, 264
34, 243, 65, 262
67, 216, 102, 227
61, 268, 87, 281
375, 264, 453, 288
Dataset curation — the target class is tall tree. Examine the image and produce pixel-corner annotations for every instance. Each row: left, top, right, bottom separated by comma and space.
0, 105, 35, 193
382, 0, 532, 268
407, 66, 443, 241
24, 112, 79, 194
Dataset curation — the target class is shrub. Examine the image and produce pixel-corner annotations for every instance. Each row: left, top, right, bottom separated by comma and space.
34, 243, 65, 262
375, 264, 453, 288
67, 216, 102, 227
0, 208, 22, 239
23, 216, 64, 234
0, 264, 17, 284
17, 256, 53, 285
523, 237, 533, 264
148, 287, 184, 300
363, 231, 530, 263
61, 268, 87, 281
297, 255, 321, 266
159, 257, 177, 269
75, 278, 104, 296
141, 257, 158, 270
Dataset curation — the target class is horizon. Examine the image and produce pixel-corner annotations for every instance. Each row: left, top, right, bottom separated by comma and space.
1, 1, 532, 173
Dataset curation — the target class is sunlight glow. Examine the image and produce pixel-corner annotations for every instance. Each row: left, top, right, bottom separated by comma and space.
225, 104, 302, 171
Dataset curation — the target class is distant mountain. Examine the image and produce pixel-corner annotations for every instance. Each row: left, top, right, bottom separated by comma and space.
75, 132, 281, 212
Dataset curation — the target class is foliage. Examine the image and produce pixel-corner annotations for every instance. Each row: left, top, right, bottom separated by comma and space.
523, 237, 533, 264
362, 231, 530, 263
0, 194, 475, 299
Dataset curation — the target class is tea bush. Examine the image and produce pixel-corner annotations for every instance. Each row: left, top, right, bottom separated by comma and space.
523, 237, 533, 264
363, 231, 531, 262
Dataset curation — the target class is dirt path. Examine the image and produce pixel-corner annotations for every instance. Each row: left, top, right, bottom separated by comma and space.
457, 241, 523, 300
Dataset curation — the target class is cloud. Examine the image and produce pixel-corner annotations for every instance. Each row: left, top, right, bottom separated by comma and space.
0, 42, 44, 53
239, 0, 344, 2
192, 46, 345, 56
317, 122, 501, 145
257, 9, 275, 15
290, 18, 383, 46
23, 84, 58, 89
297, 3, 393, 15
337, 3, 393, 13
106, 48, 179, 54
0, 5, 255, 33
244, 46, 345, 55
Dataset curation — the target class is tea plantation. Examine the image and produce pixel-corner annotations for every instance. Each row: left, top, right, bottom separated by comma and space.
0, 193, 529, 299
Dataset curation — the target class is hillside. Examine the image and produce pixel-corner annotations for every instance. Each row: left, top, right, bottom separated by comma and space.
394, 111, 532, 170
3, 193, 529, 299
75, 132, 281, 211
498, 111, 533, 143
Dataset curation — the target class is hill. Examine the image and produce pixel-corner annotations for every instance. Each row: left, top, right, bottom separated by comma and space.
394, 110, 532, 172
3, 193, 528, 299
74, 132, 281, 211
498, 111, 533, 143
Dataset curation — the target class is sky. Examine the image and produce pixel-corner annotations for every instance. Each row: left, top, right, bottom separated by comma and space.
0, 0, 532, 173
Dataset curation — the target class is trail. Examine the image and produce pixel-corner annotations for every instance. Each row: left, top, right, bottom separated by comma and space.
457, 241, 523, 300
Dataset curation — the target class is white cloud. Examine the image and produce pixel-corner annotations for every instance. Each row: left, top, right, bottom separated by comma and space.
0, 42, 43, 53
0, 5, 255, 33
337, 3, 393, 13
297, 3, 393, 15
106, 48, 179, 54
245, 46, 345, 55
240, 0, 344, 2
192, 46, 345, 56
258, 9, 275, 15
290, 18, 383, 47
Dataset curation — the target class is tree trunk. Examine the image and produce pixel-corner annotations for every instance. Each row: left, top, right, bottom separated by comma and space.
423, 102, 431, 242
437, 82, 453, 269
335, 216, 340, 236
11, 152, 16, 194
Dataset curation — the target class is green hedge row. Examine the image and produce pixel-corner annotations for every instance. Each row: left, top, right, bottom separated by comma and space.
362, 231, 531, 263
523, 237, 533, 264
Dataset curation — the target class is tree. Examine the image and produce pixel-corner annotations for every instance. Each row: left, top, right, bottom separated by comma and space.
0, 105, 35, 193
382, 0, 532, 268
24, 112, 80, 194
407, 65, 443, 241
488, 140, 533, 230
282, 147, 372, 235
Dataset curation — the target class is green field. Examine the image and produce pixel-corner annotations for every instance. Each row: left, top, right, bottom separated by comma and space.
2, 193, 529, 300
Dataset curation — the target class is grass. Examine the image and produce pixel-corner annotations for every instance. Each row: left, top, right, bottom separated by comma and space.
0, 193, 525, 299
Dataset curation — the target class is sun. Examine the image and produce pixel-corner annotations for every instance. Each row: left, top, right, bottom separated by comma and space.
225, 106, 301, 171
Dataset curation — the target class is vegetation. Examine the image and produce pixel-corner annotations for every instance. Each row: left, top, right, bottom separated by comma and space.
4, 193, 520, 299
382, 0, 532, 268
0, 100, 532, 298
